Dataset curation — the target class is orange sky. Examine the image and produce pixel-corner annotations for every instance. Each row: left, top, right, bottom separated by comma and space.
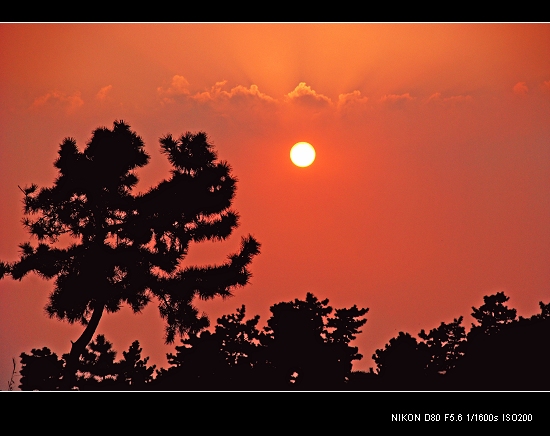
1, 24, 549, 388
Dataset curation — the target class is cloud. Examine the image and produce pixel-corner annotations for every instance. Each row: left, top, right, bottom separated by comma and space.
426, 92, 442, 103
379, 93, 414, 104
513, 82, 528, 95
378, 92, 415, 110
425, 92, 473, 104
191, 81, 275, 104
225, 84, 276, 102
31, 91, 84, 113
157, 75, 191, 103
285, 82, 332, 107
96, 85, 113, 101
190, 80, 227, 102
337, 90, 369, 110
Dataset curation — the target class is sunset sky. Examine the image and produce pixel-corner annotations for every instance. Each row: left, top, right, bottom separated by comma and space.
1, 23, 549, 388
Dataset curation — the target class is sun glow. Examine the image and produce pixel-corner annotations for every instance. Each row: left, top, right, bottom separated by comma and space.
290, 142, 316, 167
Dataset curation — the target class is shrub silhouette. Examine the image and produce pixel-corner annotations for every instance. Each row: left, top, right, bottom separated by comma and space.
19, 335, 155, 390
19, 347, 64, 391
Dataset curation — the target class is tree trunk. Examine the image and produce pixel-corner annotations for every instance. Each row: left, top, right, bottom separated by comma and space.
60, 300, 105, 390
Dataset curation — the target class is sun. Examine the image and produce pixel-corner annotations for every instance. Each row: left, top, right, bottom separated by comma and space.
290, 142, 316, 167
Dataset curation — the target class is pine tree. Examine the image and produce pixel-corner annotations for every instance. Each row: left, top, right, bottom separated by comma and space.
76, 334, 118, 388
264, 293, 368, 389
5, 121, 260, 389
116, 340, 156, 388
158, 305, 263, 389
372, 332, 430, 389
418, 316, 466, 374
157, 294, 369, 390
470, 291, 517, 335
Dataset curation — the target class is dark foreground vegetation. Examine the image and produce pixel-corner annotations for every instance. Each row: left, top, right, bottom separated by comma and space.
1, 121, 260, 390
17, 291, 550, 390
2, 120, 548, 390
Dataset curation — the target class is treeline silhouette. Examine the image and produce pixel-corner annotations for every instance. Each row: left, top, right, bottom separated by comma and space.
18, 291, 550, 390
3, 121, 548, 390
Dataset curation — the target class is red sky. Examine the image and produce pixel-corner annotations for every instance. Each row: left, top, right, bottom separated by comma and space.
1, 24, 549, 388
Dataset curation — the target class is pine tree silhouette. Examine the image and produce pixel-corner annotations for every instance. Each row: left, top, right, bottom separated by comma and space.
418, 316, 466, 375
156, 305, 264, 390
470, 291, 517, 335
116, 340, 156, 389
5, 121, 260, 389
155, 293, 369, 390
263, 293, 368, 389
373, 331, 429, 389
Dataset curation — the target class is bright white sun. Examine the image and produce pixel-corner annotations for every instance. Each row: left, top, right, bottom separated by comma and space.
290, 142, 316, 167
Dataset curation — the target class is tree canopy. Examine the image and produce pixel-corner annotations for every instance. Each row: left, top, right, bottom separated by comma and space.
4, 121, 260, 389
